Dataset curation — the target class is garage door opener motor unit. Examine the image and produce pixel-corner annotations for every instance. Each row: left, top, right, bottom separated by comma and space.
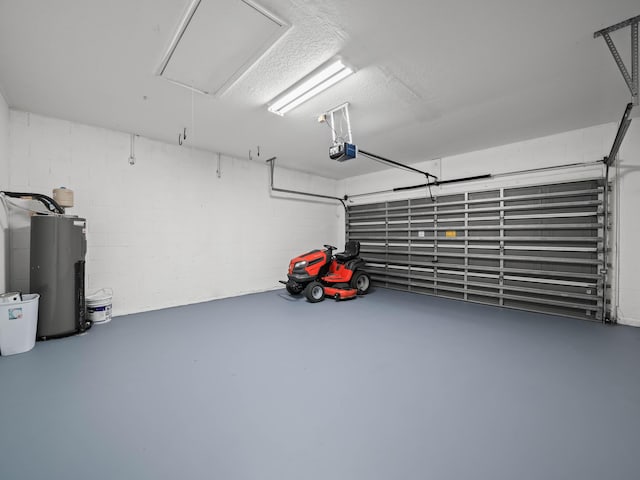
321, 103, 357, 162
329, 142, 357, 162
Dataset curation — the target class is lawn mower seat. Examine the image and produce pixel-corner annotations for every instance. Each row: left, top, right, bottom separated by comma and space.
335, 240, 360, 263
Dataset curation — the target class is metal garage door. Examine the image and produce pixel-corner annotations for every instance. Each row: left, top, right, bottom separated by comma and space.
347, 179, 608, 321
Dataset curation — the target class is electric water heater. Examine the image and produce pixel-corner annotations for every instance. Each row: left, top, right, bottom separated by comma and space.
30, 215, 88, 339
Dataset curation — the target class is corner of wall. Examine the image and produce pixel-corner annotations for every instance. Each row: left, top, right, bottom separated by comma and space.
0, 88, 9, 186
0, 89, 10, 293
614, 121, 640, 328
617, 316, 640, 328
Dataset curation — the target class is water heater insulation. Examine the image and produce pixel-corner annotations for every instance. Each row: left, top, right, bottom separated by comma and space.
53, 187, 74, 207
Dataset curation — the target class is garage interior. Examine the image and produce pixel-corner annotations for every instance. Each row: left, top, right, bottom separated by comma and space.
1, 1, 640, 479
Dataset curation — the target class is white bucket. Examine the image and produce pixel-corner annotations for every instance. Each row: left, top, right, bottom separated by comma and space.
86, 288, 113, 325
0, 293, 39, 356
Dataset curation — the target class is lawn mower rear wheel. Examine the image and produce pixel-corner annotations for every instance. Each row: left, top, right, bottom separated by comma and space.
350, 271, 371, 294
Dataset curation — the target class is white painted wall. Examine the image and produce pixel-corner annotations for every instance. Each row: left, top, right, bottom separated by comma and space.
616, 121, 640, 326
7, 111, 342, 315
339, 122, 640, 326
7, 110, 638, 325
0, 90, 9, 293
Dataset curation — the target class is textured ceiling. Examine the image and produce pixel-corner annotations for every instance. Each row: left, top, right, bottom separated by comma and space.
0, 0, 638, 179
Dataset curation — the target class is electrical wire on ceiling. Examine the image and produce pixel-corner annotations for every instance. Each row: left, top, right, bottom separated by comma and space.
338, 112, 346, 143
321, 117, 344, 145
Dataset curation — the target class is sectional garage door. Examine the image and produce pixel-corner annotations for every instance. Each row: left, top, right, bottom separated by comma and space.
347, 179, 608, 321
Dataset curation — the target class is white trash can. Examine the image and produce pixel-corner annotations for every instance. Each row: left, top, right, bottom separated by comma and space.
0, 293, 40, 356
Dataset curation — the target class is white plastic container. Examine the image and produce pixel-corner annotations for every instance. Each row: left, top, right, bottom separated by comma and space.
0, 293, 39, 356
0, 292, 22, 303
86, 288, 113, 324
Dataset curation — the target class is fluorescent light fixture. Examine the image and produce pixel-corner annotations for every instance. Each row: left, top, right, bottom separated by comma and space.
268, 59, 353, 115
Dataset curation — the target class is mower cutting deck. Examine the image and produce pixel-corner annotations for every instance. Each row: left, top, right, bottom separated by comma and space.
280, 241, 371, 302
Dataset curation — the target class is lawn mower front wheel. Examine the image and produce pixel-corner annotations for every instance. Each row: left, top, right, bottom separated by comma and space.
304, 281, 325, 303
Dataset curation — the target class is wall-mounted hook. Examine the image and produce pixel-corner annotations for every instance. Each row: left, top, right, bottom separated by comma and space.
128, 133, 137, 165
183, 127, 187, 141
178, 127, 187, 146
257, 146, 260, 157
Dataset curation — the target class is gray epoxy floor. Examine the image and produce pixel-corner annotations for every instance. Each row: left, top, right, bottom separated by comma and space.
1, 288, 639, 480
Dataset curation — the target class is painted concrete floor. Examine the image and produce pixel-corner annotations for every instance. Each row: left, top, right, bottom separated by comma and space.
1, 288, 639, 480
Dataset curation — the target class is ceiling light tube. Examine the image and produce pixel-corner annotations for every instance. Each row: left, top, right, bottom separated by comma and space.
276, 68, 353, 115
268, 59, 354, 115
269, 60, 345, 112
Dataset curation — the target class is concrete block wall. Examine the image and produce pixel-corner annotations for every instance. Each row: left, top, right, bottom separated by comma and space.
7, 111, 342, 315
338, 122, 640, 326
5, 109, 638, 326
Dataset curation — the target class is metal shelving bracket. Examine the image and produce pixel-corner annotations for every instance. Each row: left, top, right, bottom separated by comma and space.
594, 14, 640, 106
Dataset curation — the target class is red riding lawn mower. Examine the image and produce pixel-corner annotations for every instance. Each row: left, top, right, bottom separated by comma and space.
280, 240, 372, 302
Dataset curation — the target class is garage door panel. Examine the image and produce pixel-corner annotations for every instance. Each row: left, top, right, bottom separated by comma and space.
347, 179, 607, 321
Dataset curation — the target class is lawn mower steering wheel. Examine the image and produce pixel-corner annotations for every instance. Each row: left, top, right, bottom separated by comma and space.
324, 244, 337, 251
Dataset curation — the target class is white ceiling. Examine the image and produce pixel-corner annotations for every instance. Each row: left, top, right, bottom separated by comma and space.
0, 0, 637, 179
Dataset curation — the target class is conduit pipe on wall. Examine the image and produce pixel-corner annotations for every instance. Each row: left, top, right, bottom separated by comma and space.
267, 156, 600, 205
266, 157, 347, 211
